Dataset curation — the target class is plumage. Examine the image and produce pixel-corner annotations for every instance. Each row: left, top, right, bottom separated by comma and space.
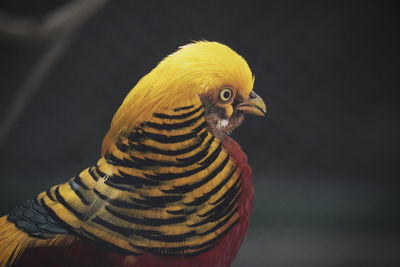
0, 41, 265, 267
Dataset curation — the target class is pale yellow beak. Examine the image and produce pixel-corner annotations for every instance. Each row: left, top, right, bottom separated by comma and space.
237, 91, 267, 116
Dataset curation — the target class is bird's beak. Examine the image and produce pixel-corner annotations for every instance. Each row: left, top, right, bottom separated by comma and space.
237, 91, 267, 116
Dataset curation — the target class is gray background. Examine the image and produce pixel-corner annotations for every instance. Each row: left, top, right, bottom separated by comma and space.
0, 1, 399, 266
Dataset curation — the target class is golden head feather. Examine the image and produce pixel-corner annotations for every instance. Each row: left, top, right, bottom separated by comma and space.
102, 41, 255, 154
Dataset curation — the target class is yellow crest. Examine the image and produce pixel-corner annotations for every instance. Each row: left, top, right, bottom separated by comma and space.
102, 41, 254, 154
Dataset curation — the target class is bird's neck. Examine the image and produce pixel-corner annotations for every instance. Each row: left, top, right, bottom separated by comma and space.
85, 103, 247, 256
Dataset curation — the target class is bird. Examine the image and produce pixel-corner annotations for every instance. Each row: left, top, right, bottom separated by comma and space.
0, 41, 266, 267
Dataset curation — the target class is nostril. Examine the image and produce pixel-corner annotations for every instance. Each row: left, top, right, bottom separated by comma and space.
249, 91, 258, 99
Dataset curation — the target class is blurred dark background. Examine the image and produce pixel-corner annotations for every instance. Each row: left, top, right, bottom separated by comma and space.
0, 1, 399, 266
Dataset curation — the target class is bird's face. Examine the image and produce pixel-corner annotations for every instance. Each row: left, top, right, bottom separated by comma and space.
200, 86, 266, 140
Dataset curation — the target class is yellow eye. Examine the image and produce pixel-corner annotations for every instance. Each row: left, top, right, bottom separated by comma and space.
219, 88, 233, 102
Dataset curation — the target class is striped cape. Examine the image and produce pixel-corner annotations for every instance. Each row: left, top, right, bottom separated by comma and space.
33, 103, 243, 257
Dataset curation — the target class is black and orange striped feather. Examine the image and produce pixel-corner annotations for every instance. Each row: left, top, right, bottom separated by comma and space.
36, 104, 242, 258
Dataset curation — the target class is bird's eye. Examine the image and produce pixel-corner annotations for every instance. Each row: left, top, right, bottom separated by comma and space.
219, 88, 233, 102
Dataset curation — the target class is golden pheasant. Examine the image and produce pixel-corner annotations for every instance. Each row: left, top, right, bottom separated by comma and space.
0, 41, 266, 267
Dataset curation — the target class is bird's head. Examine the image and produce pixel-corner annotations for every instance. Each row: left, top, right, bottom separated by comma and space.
102, 41, 266, 154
